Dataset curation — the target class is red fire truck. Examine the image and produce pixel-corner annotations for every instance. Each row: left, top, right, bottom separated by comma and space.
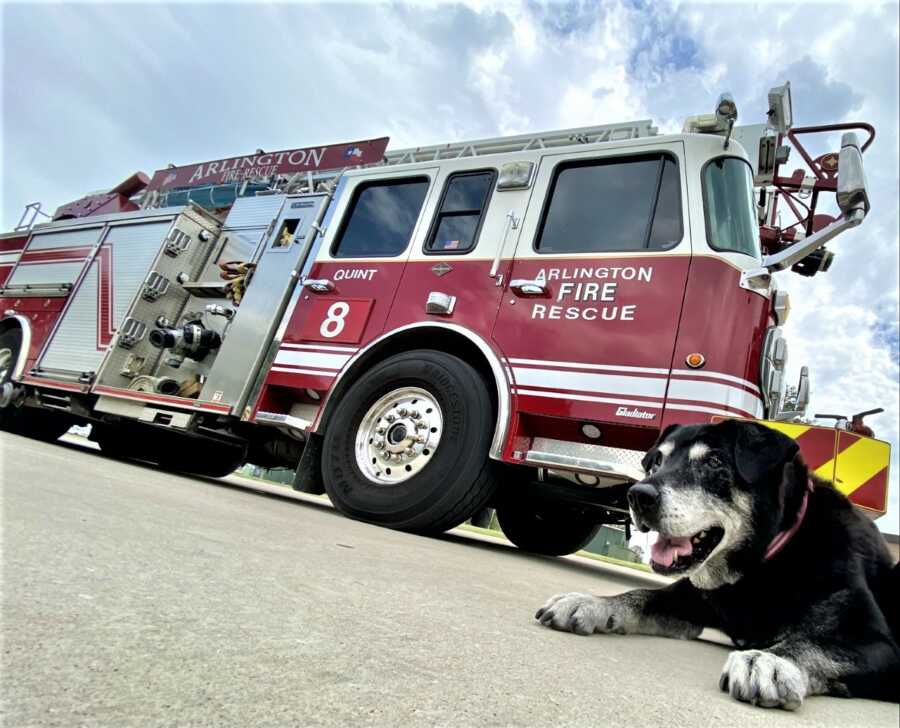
0, 82, 890, 554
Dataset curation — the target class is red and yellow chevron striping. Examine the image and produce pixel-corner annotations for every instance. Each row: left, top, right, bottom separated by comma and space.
758, 421, 890, 517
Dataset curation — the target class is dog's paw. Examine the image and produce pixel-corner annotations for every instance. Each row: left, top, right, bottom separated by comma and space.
534, 592, 611, 635
719, 650, 808, 710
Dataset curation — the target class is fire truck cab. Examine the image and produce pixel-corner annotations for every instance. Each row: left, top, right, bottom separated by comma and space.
0, 83, 887, 555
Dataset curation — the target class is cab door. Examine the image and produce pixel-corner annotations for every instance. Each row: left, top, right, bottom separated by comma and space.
272, 169, 438, 392
384, 163, 531, 340
491, 141, 691, 436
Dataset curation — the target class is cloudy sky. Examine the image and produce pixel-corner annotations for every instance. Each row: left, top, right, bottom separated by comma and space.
2, 1, 898, 532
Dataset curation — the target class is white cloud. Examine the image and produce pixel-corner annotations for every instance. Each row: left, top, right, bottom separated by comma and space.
2, 1, 898, 532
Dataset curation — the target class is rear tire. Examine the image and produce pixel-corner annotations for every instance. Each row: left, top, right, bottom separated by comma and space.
321, 349, 498, 534
0, 328, 73, 441
93, 424, 144, 460
11, 408, 74, 441
0, 328, 23, 433
496, 498, 601, 556
157, 440, 245, 478
95, 422, 244, 478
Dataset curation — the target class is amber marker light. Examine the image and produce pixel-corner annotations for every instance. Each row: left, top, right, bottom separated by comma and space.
686, 353, 706, 368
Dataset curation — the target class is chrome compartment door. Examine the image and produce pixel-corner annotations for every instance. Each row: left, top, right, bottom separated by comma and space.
198, 194, 329, 412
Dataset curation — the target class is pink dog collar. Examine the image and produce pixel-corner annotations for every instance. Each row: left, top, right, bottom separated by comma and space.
764, 478, 815, 561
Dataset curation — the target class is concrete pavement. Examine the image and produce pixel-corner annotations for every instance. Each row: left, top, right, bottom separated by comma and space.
2, 431, 897, 727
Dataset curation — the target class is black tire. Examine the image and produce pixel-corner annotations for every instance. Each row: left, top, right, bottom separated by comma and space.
321, 349, 498, 534
95, 422, 244, 478
93, 424, 139, 459
0, 328, 73, 441
0, 328, 23, 432
157, 440, 245, 478
496, 499, 601, 556
11, 408, 74, 441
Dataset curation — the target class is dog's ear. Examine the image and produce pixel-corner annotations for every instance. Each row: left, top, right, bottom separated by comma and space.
725, 420, 799, 486
641, 424, 681, 471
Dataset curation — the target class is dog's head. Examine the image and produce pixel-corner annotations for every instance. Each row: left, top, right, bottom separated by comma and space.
628, 420, 806, 590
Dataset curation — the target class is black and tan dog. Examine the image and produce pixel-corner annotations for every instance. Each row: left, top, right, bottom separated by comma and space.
536, 420, 899, 710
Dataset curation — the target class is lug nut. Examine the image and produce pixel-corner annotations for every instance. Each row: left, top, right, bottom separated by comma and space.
397, 407, 408, 417
386, 414, 396, 423
410, 411, 421, 419
375, 426, 386, 435
415, 421, 428, 430
374, 440, 385, 450
415, 435, 426, 444
405, 448, 416, 457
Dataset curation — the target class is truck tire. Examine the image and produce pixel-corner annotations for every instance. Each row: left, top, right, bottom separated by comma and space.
0, 328, 72, 441
0, 328, 22, 432
157, 440, 245, 478
95, 422, 244, 478
495, 499, 601, 556
321, 349, 498, 534
93, 424, 149, 461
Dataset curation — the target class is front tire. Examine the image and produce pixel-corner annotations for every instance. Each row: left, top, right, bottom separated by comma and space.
496, 498, 601, 556
321, 349, 498, 534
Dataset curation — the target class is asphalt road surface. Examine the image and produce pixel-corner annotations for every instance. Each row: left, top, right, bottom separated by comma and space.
3, 431, 897, 728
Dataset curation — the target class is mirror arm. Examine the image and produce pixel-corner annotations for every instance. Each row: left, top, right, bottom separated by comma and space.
761, 207, 865, 273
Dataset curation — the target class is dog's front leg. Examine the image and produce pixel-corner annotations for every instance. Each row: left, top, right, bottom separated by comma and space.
720, 589, 900, 710
718, 637, 849, 711
720, 635, 900, 709
719, 646, 812, 710
535, 579, 707, 639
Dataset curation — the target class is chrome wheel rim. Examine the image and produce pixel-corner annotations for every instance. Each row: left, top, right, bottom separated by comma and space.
355, 386, 443, 485
0, 347, 12, 383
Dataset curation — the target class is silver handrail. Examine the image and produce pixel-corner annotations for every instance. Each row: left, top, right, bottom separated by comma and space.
490, 210, 519, 281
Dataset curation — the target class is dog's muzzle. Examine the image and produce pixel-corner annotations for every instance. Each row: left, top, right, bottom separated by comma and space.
628, 481, 660, 532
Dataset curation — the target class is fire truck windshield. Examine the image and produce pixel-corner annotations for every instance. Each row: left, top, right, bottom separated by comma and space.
703, 156, 759, 259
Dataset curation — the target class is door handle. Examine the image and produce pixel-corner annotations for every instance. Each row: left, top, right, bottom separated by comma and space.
301, 278, 334, 293
509, 279, 547, 296
425, 291, 456, 315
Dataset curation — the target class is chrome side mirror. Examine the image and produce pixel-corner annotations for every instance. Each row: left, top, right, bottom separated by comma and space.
795, 366, 810, 413
772, 366, 810, 422
761, 131, 870, 273
837, 132, 870, 216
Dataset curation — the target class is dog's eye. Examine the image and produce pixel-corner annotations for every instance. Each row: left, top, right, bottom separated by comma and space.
650, 451, 663, 472
709, 455, 723, 467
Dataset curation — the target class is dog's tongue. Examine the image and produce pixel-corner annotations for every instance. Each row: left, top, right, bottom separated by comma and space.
651, 536, 693, 567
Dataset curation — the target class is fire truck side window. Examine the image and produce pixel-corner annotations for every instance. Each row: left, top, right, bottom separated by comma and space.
331, 177, 429, 258
535, 153, 682, 254
703, 157, 760, 259
425, 170, 496, 254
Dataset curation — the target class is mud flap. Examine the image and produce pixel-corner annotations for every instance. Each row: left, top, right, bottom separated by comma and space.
292, 433, 325, 494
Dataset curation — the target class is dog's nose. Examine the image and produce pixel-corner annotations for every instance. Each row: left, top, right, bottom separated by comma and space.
628, 482, 660, 517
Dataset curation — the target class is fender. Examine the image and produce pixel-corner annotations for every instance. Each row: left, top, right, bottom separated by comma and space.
312, 321, 512, 459
0, 315, 32, 381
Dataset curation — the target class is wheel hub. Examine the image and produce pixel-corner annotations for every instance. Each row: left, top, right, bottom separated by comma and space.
355, 386, 443, 485
386, 423, 409, 449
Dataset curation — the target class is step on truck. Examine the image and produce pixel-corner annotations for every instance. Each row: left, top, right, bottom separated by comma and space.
0, 82, 891, 554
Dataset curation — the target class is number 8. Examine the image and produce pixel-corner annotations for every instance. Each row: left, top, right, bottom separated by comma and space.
320, 301, 350, 338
